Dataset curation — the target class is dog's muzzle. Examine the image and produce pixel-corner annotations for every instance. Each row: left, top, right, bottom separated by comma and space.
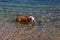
32, 20, 36, 23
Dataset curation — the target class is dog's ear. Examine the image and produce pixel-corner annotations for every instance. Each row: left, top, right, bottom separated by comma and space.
27, 18, 32, 22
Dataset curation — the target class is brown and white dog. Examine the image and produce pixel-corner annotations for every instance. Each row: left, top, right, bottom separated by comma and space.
16, 15, 36, 24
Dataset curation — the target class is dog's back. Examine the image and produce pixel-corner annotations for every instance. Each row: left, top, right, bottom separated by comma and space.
16, 15, 29, 22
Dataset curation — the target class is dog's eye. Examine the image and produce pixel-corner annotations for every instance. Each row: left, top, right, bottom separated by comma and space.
28, 18, 31, 20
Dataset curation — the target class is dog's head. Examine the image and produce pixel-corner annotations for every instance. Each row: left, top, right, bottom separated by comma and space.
28, 16, 36, 23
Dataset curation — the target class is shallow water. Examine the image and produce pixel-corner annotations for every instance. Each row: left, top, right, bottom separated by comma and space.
0, 1, 60, 40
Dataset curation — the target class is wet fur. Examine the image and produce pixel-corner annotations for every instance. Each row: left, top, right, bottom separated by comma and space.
16, 15, 32, 23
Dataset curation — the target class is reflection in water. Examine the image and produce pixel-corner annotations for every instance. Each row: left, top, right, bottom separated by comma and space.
16, 22, 36, 34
